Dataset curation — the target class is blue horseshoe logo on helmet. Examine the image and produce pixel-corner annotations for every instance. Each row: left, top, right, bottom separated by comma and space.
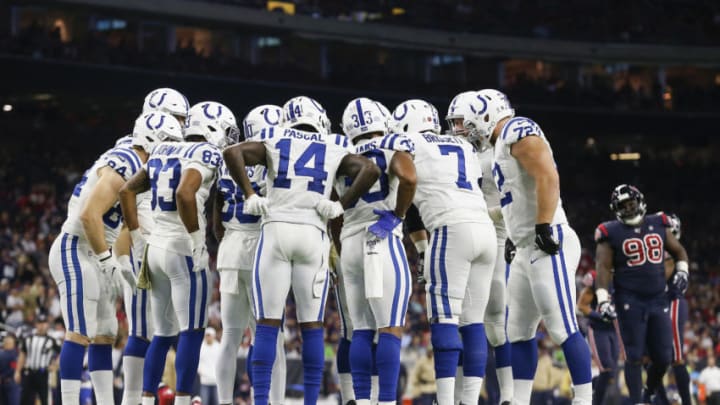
202, 103, 223, 119
262, 107, 281, 125
393, 104, 408, 121
148, 92, 167, 109
309, 98, 325, 113
472, 95, 488, 115
145, 113, 165, 130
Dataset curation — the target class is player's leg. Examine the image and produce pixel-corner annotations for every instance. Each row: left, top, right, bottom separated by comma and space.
505, 245, 541, 405
670, 297, 691, 405
589, 327, 618, 405
270, 325, 287, 405
216, 269, 253, 405
615, 294, 648, 404
531, 225, 592, 404
121, 263, 152, 405
89, 266, 120, 405
484, 241, 512, 405
252, 224, 293, 405
458, 223, 496, 405
645, 300, 672, 399
369, 234, 412, 405
49, 234, 94, 405
292, 224, 331, 405
425, 226, 471, 405
142, 246, 180, 404
335, 267, 355, 405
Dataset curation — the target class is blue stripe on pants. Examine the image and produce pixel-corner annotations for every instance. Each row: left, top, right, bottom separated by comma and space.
429, 228, 440, 319
131, 288, 138, 336
199, 270, 208, 327
317, 270, 329, 321
557, 225, 577, 331
254, 231, 265, 319
550, 254, 572, 335
141, 289, 148, 338
60, 234, 74, 332
185, 256, 197, 330
395, 236, 411, 326
70, 236, 87, 336
388, 236, 401, 327
439, 226, 451, 318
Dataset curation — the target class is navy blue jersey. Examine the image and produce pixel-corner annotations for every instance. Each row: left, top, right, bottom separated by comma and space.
594, 213, 671, 297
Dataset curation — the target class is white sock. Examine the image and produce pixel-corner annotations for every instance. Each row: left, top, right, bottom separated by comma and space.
121, 356, 144, 405
61, 379, 81, 405
357, 400, 372, 405
142, 396, 155, 405
513, 379, 534, 405
90, 370, 115, 405
270, 332, 287, 405
371, 375, 379, 404
378, 402, 396, 405
175, 395, 191, 405
454, 366, 463, 405
436, 377, 456, 405
573, 382, 592, 404
217, 328, 242, 405
339, 373, 356, 402
461, 376, 483, 405
496, 366, 513, 404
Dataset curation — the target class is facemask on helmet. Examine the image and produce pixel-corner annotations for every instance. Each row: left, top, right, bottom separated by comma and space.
185, 101, 240, 148
132, 111, 184, 152
610, 184, 647, 226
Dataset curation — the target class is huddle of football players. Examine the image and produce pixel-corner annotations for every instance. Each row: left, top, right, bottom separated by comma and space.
49, 86, 691, 405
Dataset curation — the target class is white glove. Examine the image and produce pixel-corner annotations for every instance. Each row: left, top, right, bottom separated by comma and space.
243, 193, 269, 216
316, 199, 344, 220
117, 255, 137, 293
130, 228, 146, 255
190, 230, 209, 272
97, 250, 123, 297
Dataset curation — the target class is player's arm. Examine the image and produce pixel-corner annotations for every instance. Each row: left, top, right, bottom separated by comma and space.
665, 228, 690, 291
511, 136, 559, 224
176, 169, 203, 233
119, 169, 150, 232
336, 154, 381, 209
577, 286, 595, 316
388, 151, 417, 219
213, 189, 225, 241
594, 241, 617, 321
222, 143, 267, 198
79, 167, 126, 254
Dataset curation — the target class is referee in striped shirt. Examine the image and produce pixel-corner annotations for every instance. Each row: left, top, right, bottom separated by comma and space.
14, 315, 60, 405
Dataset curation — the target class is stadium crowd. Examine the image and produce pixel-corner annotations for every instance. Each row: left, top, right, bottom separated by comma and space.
0, 102, 719, 404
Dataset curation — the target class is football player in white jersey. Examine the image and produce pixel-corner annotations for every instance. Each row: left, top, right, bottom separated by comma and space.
446, 90, 514, 404
48, 111, 182, 405
112, 87, 189, 405
336, 98, 416, 405
479, 89, 592, 404
222, 95, 380, 405
214, 104, 286, 405
119, 101, 238, 405
391, 99, 497, 405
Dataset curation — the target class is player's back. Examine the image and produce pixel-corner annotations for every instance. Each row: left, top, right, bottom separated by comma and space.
493, 116, 568, 246
336, 133, 414, 239
595, 213, 670, 297
259, 126, 350, 230
146, 141, 222, 254
62, 144, 143, 244
217, 161, 266, 232
412, 131, 489, 232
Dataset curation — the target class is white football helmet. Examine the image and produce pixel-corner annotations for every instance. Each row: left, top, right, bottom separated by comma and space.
390, 99, 441, 134
374, 100, 392, 133
282, 96, 331, 135
142, 88, 190, 119
471, 89, 515, 142
243, 104, 283, 141
446, 90, 494, 150
185, 101, 240, 148
132, 111, 184, 152
342, 98, 388, 142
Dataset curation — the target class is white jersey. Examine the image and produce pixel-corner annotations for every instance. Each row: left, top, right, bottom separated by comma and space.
217, 161, 267, 232
146, 141, 222, 254
412, 131, 491, 232
478, 148, 507, 240
336, 133, 415, 240
61, 144, 144, 244
493, 116, 568, 247
258, 126, 351, 231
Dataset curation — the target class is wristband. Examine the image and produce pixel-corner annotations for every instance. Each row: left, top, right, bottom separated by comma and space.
190, 230, 204, 249
98, 250, 112, 262
596, 288, 609, 304
414, 239, 428, 254
676, 260, 689, 274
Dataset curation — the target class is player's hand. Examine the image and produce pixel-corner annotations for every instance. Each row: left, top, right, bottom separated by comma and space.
368, 209, 403, 240
243, 193, 268, 216
672, 270, 689, 295
130, 228, 146, 255
505, 238, 517, 263
598, 301, 617, 322
415, 253, 426, 284
117, 255, 137, 293
98, 250, 122, 278
316, 199, 344, 220
535, 223, 560, 255
190, 230, 209, 272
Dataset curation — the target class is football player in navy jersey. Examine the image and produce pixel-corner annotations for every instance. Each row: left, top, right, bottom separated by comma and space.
594, 185, 689, 404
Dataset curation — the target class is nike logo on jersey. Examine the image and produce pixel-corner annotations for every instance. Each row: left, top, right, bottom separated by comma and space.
530, 257, 540, 264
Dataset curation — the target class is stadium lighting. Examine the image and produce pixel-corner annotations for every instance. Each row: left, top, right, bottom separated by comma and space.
2, 104, 12, 112
610, 152, 641, 161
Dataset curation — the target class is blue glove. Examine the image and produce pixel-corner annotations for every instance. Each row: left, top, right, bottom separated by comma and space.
368, 209, 403, 240
672, 270, 689, 295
